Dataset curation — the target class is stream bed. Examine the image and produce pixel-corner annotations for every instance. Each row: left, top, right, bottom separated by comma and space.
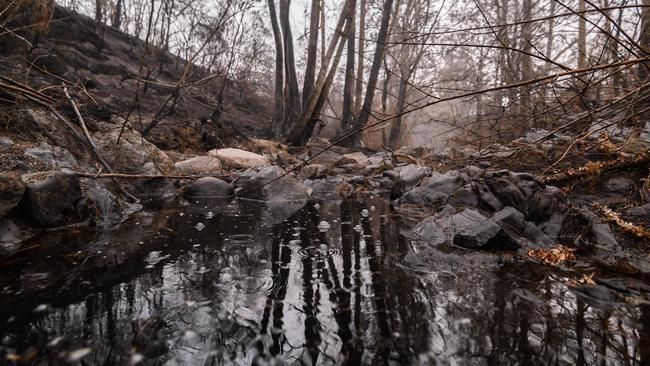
0, 196, 648, 365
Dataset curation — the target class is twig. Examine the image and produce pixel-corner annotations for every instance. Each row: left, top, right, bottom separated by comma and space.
74, 172, 228, 180
542, 151, 650, 184
62, 86, 139, 203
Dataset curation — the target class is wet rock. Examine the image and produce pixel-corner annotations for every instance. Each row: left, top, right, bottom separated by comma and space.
603, 177, 634, 194
309, 176, 344, 197
0, 218, 27, 247
208, 148, 269, 169
342, 152, 369, 164
493, 206, 526, 233
300, 164, 327, 179
20, 171, 83, 227
80, 179, 124, 227
522, 222, 555, 247
175, 156, 223, 175
449, 184, 478, 207
23, 142, 79, 170
625, 204, 650, 220
395, 164, 431, 188
447, 209, 519, 250
337, 163, 372, 176
526, 185, 567, 223
409, 170, 468, 204
410, 217, 446, 245
486, 176, 527, 212
0, 137, 14, 149
0, 173, 25, 218
94, 122, 176, 175
573, 284, 617, 307
238, 166, 310, 202
308, 149, 353, 168
476, 183, 503, 211
186, 177, 233, 198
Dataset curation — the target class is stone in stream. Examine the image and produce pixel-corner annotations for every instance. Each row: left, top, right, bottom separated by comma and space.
208, 148, 269, 169
19, 170, 83, 227
186, 177, 233, 198
237, 166, 311, 202
299, 164, 327, 179
0, 173, 25, 218
395, 164, 431, 188
175, 156, 223, 175
408, 170, 468, 205
448, 209, 519, 250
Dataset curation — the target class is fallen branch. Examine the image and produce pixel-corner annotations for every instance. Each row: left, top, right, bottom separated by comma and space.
593, 203, 650, 240
63, 86, 139, 202
74, 172, 228, 180
542, 151, 650, 184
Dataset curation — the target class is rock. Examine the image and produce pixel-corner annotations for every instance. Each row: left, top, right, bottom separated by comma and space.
337, 163, 372, 176
486, 176, 527, 212
411, 170, 468, 204
309, 177, 343, 197
0, 218, 26, 246
80, 179, 124, 227
603, 177, 634, 194
186, 177, 233, 198
207, 148, 269, 169
476, 183, 503, 211
0, 173, 25, 218
522, 222, 555, 247
342, 152, 369, 164
526, 185, 567, 223
494, 206, 526, 233
238, 166, 310, 202
300, 164, 327, 179
395, 164, 431, 188
94, 122, 176, 175
23, 142, 79, 170
625, 204, 650, 220
409, 217, 446, 245
449, 184, 478, 207
308, 149, 350, 168
448, 209, 518, 250
20, 171, 83, 227
591, 223, 620, 254
175, 156, 223, 175
0, 137, 14, 149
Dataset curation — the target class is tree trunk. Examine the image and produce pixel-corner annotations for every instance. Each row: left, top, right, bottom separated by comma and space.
577, 0, 587, 69
112, 0, 123, 29
344, 0, 395, 147
285, 0, 354, 145
94, 0, 102, 23
268, 0, 285, 137
303, 0, 320, 109
355, 0, 367, 115
341, 0, 357, 129
279, 0, 301, 134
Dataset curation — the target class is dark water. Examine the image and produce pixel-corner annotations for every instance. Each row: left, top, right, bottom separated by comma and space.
1, 196, 649, 365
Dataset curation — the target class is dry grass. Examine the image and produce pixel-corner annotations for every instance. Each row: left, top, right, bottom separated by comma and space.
0, 0, 54, 33
526, 245, 576, 264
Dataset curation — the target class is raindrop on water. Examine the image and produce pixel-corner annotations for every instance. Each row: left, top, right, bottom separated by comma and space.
353, 224, 363, 232
317, 221, 331, 232
361, 209, 369, 217
195, 222, 205, 231
205, 211, 214, 219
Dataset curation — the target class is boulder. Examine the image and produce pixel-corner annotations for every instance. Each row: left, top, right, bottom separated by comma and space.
175, 156, 223, 175
411, 170, 468, 204
300, 164, 327, 179
527, 185, 567, 222
80, 179, 124, 227
448, 209, 518, 250
20, 171, 83, 227
208, 148, 269, 169
308, 150, 350, 168
603, 177, 634, 194
396, 164, 431, 188
410, 217, 447, 245
186, 177, 233, 198
94, 122, 176, 175
342, 152, 369, 165
23, 142, 79, 170
625, 204, 650, 220
238, 166, 311, 202
493, 206, 526, 233
0, 137, 14, 149
0, 173, 25, 218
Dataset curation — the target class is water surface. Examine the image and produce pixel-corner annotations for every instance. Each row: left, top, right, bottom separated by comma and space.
1, 196, 648, 365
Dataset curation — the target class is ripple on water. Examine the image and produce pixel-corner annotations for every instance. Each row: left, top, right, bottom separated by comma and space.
296, 246, 342, 259
224, 234, 256, 245
234, 275, 274, 294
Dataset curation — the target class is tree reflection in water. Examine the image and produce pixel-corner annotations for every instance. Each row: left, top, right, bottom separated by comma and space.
0, 197, 646, 365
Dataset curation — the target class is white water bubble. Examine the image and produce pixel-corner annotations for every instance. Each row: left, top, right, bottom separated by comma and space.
195, 222, 205, 231
205, 212, 214, 219
67, 348, 92, 362
317, 221, 331, 232
361, 209, 369, 217
353, 224, 363, 232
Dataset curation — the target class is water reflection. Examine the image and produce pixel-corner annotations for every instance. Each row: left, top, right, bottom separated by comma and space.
0, 197, 647, 365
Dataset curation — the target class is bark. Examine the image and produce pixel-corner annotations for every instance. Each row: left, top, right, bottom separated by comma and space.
345, 0, 395, 147
286, 0, 354, 145
94, 0, 102, 23
577, 0, 587, 69
341, 0, 357, 129
279, 0, 301, 134
355, 0, 367, 115
112, 0, 123, 29
303, 0, 321, 109
268, 0, 285, 137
